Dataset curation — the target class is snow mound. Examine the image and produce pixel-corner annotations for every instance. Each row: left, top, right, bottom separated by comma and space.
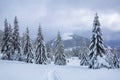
96, 56, 110, 68
62, 33, 73, 40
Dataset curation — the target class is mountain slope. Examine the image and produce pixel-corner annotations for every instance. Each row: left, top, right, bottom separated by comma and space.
47, 33, 90, 49
75, 29, 120, 48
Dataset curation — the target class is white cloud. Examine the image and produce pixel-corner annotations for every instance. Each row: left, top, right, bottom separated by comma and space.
0, 0, 120, 41
43, 8, 94, 32
43, 8, 120, 32
101, 12, 120, 31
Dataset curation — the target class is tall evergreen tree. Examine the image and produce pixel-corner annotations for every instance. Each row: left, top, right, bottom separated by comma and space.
105, 46, 114, 68
54, 31, 66, 65
72, 47, 80, 57
8, 24, 14, 60
88, 13, 106, 69
23, 27, 34, 63
80, 40, 89, 66
112, 48, 119, 68
35, 25, 47, 64
105, 47, 120, 68
1, 19, 11, 60
1, 19, 13, 60
12, 16, 21, 60
21, 33, 26, 49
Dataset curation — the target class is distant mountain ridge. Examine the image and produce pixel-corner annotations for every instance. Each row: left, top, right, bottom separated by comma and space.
75, 29, 120, 48
47, 33, 90, 49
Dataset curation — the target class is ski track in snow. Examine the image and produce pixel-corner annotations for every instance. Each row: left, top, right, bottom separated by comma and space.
0, 59, 120, 80
47, 69, 61, 80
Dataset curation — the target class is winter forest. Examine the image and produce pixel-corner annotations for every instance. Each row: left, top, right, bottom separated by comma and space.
0, 0, 120, 80
1, 13, 120, 69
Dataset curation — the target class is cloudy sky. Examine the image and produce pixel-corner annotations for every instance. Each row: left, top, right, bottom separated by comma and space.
0, 0, 120, 41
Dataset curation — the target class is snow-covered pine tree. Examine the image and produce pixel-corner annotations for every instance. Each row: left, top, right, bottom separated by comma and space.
1, 19, 11, 60
112, 48, 120, 68
88, 13, 107, 69
106, 47, 120, 68
23, 27, 34, 63
80, 40, 89, 66
35, 25, 47, 64
105, 46, 114, 68
21, 33, 26, 49
72, 47, 80, 57
12, 16, 22, 61
54, 31, 66, 65
7, 24, 14, 60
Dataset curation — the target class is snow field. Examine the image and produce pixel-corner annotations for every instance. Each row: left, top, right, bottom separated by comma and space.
0, 59, 120, 80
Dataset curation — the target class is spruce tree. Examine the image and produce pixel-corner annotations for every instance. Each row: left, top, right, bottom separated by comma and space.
12, 16, 21, 60
54, 31, 66, 65
1, 19, 11, 60
7, 24, 14, 60
88, 13, 106, 69
106, 47, 120, 68
80, 40, 89, 66
35, 25, 47, 64
72, 47, 80, 57
21, 33, 26, 49
112, 48, 119, 68
23, 27, 34, 63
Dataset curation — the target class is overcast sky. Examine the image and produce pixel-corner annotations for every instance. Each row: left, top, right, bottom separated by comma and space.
0, 0, 120, 40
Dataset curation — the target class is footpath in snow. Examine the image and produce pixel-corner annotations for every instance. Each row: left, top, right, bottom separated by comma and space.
47, 70, 61, 80
0, 59, 120, 80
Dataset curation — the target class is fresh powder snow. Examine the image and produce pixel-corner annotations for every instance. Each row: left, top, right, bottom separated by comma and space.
47, 70, 61, 80
0, 58, 120, 80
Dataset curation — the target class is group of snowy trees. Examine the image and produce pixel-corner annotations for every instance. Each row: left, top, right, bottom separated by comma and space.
79, 13, 120, 69
106, 47, 120, 69
0, 17, 66, 65
1, 17, 21, 60
0, 14, 120, 69
64, 13, 120, 69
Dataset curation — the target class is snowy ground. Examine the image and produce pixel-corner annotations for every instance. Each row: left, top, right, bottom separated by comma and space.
0, 58, 120, 80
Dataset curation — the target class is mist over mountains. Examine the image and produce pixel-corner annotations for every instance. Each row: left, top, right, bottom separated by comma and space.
47, 33, 90, 49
